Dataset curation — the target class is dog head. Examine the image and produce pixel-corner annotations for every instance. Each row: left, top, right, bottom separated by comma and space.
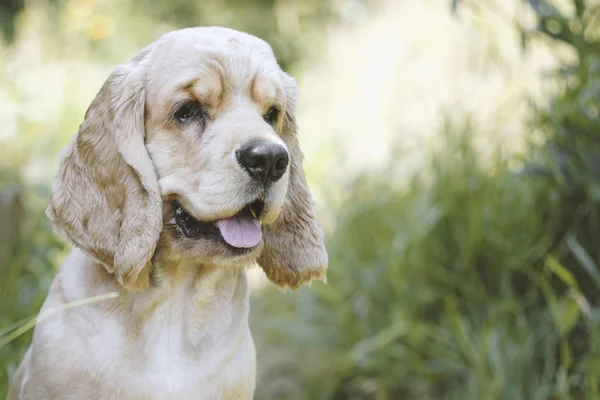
47, 27, 327, 291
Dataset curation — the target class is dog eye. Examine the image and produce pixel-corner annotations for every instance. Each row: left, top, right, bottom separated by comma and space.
263, 106, 280, 125
174, 101, 201, 123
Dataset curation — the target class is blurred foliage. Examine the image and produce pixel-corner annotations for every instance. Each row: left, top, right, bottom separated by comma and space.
0, 0, 24, 41
252, 130, 600, 399
0, 170, 64, 395
251, 0, 600, 398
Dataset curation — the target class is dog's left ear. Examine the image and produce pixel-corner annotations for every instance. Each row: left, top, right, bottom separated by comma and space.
258, 74, 328, 289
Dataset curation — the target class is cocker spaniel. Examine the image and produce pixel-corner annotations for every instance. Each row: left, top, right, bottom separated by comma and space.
7, 27, 327, 400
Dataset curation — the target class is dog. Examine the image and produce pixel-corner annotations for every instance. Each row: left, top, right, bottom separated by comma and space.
7, 27, 327, 400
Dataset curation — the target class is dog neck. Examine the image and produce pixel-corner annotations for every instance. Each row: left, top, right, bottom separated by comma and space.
60, 249, 251, 348
132, 256, 251, 343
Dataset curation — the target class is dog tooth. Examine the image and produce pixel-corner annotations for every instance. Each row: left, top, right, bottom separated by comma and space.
250, 208, 257, 218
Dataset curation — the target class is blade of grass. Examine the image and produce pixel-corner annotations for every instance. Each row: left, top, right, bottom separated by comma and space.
0, 292, 119, 348
545, 256, 579, 290
566, 233, 600, 290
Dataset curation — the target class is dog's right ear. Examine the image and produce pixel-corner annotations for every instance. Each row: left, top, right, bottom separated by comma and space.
46, 44, 162, 292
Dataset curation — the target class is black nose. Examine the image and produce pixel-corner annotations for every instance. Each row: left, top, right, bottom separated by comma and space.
236, 140, 289, 183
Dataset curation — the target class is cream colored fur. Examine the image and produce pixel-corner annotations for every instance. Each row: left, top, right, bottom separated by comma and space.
7, 27, 327, 400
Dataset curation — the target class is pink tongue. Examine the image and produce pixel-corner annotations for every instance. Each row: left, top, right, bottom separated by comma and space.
216, 215, 262, 248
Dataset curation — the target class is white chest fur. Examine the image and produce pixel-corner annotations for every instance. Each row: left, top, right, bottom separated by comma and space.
22, 250, 256, 400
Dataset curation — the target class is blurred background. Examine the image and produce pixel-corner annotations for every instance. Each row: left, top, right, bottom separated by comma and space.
1, 0, 600, 398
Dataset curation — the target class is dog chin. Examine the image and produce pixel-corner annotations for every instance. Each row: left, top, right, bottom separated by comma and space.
208, 244, 264, 268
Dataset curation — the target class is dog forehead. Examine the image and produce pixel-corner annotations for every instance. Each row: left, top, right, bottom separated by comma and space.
154, 28, 276, 75
145, 27, 281, 98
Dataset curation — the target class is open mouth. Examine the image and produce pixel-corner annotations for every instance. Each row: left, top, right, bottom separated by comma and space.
171, 198, 266, 249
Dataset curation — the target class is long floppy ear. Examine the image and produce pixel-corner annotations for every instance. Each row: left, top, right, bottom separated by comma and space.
46, 45, 162, 292
258, 74, 328, 289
